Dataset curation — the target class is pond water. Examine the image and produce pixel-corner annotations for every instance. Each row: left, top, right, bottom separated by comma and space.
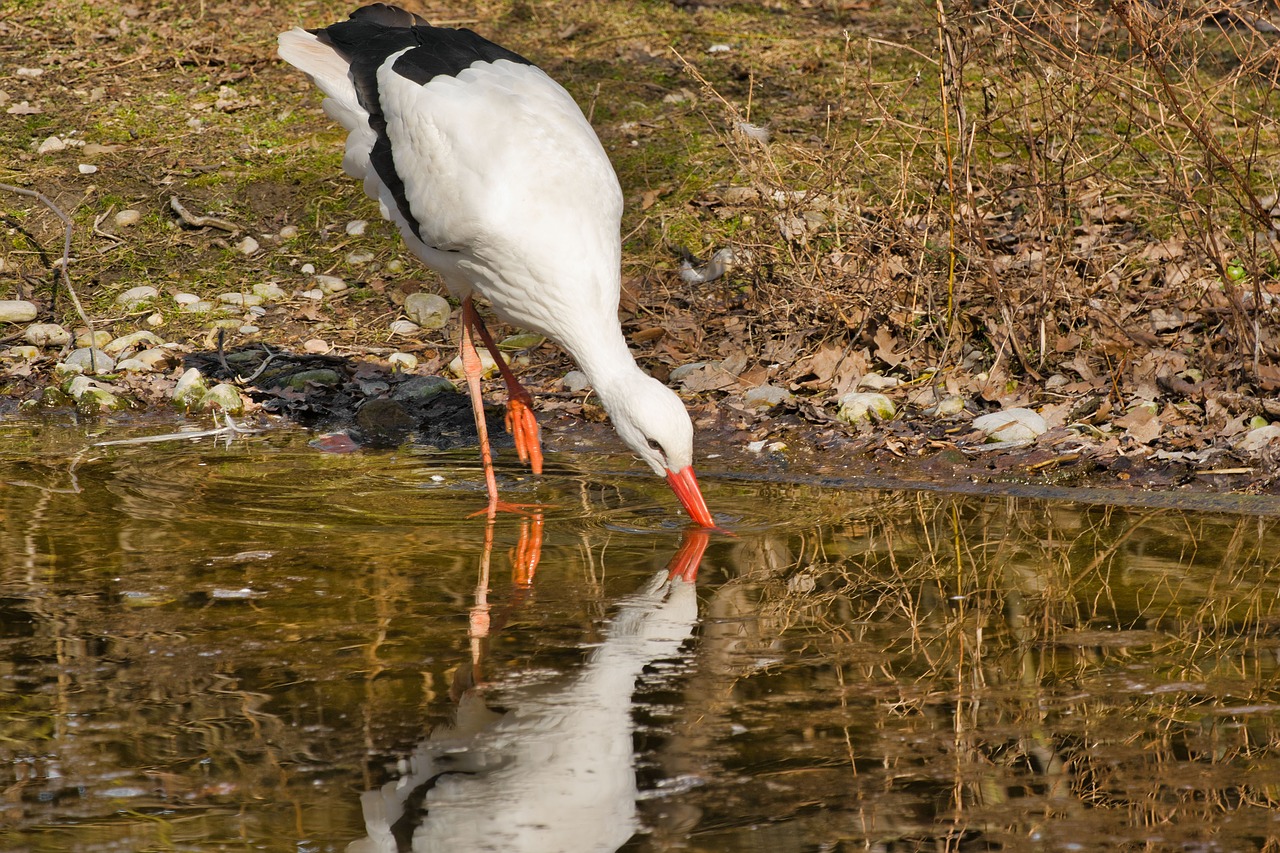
3, 415, 1280, 852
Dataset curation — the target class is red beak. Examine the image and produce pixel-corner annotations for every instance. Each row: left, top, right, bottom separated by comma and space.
665, 465, 715, 528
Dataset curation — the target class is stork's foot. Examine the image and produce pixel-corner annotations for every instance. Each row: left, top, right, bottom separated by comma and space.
509, 513, 544, 588
506, 398, 543, 474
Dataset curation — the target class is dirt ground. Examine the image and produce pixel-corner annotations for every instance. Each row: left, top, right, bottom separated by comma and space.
2, 0, 1279, 495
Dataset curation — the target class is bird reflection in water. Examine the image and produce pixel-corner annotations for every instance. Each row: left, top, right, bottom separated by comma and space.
347, 526, 711, 853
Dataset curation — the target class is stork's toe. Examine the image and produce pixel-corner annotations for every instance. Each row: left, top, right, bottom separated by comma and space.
506, 399, 543, 475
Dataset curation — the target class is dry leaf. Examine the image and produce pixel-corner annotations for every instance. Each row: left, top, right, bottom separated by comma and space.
873, 327, 905, 368
1115, 406, 1161, 445
679, 364, 739, 393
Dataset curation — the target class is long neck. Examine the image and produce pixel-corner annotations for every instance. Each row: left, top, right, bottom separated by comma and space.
563, 322, 648, 413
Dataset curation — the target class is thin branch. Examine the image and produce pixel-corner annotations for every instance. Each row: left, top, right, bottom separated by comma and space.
0, 182, 97, 356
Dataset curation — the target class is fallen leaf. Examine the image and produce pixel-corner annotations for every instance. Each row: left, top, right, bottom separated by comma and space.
874, 326, 905, 368
680, 364, 739, 393
1114, 406, 1161, 445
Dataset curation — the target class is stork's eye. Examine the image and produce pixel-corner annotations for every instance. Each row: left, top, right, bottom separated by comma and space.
646, 439, 662, 452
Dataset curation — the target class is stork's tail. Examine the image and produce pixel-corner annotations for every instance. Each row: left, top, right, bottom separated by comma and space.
279, 28, 377, 139
277, 27, 377, 185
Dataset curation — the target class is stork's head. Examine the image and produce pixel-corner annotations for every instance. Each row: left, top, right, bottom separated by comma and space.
605, 375, 714, 528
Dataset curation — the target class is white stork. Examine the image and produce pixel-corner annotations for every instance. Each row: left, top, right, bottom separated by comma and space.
278, 4, 714, 527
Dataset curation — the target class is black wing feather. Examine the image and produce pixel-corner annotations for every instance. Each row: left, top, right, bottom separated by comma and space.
309, 4, 534, 250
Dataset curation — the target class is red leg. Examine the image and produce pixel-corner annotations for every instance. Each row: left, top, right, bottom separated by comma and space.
459, 297, 547, 519
459, 303, 504, 519
460, 299, 544, 475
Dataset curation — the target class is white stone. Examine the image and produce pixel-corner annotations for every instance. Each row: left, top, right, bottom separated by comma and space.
389, 319, 420, 336
404, 292, 450, 329
742, 384, 792, 409
74, 329, 112, 348
973, 407, 1047, 442
104, 330, 164, 355
836, 392, 896, 425
347, 251, 375, 266
298, 289, 324, 301
562, 370, 590, 393
115, 357, 152, 373
23, 323, 70, 347
0, 300, 38, 323
278, 225, 299, 239
931, 395, 966, 417
5, 345, 39, 360
314, 274, 347, 294
174, 292, 200, 305
114, 209, 142, 228
386, 259, 405, 274
449, 348, 499, 378
300, 263, 315, 275
217, 292, 263, 307
238, 324, 260, 335
857, 372, 901, 390
388, 352, 418, 371
62, 347, 115, 374
77, 164, 98, 174
69, 377, 123, 411
252, 282, 286, 302
145, 312, 164, 327
132, 348, 174, 369
65, 375, 99, 399
114, 285, 159, 307
172, 367, 208, 407
37, 135, 66, 154
236, 236, 259, 255
345, 219, 367, 236
201, 383, 244, 414
180, 300, 215, 313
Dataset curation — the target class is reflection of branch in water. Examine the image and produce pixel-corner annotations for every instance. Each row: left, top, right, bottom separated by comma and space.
91, 413, 260, 449
348, 528, 709, 853
4, 446, 91, 494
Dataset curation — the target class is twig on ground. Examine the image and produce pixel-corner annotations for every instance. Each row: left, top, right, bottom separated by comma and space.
236, 346, 279, 384
169, 195, 240, 233
0, 182, 98, 361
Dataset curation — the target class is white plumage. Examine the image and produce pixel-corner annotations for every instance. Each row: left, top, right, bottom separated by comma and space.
279, 4, 713, 526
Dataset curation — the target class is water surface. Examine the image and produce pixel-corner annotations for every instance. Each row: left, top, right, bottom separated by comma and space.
3, 415, 1280, 851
